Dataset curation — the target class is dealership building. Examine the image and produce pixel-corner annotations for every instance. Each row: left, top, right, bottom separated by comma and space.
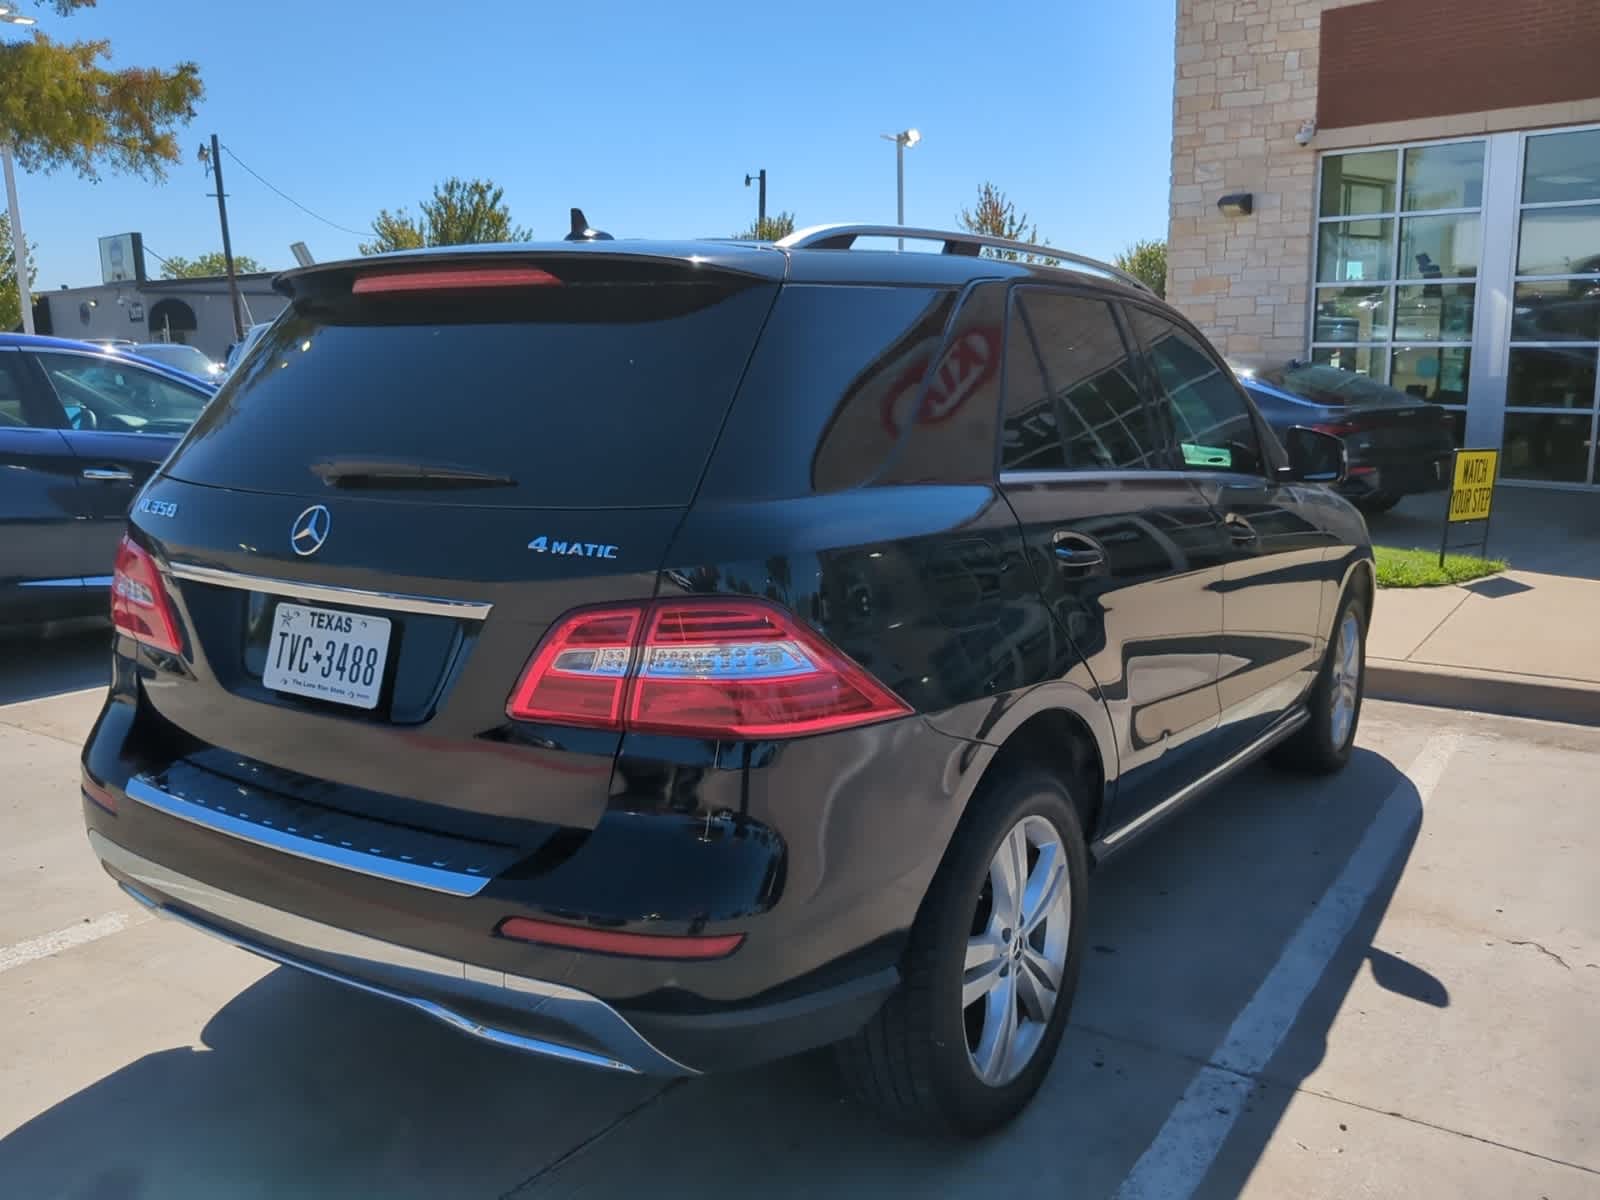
1167, 0, 1600, 488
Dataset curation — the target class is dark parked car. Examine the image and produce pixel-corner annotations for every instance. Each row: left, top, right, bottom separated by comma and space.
1239, 362, 1456, 514
1, 334, 214, 626
80, 225, 1372, 1136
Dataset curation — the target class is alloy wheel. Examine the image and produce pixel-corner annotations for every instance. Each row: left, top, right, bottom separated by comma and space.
1330, 611, 1362, 748
962, 814, 1072, 1087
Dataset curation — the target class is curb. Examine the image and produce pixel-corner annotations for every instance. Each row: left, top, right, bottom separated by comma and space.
1367, 659, 1600, 727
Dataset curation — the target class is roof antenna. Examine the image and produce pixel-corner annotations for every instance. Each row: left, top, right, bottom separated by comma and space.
565, 208, 613, 241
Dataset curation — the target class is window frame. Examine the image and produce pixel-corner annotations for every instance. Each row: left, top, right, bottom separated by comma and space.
995, 282, 1168, 478
1121, 299, 1272, 482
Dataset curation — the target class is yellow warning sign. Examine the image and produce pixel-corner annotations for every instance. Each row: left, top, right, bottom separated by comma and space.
1447, 449, 1498, 523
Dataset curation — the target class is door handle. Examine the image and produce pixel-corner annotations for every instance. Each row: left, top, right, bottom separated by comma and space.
82, 467, 134, 482
1226, 515, 1258, 543
1051, 532, 1106, 569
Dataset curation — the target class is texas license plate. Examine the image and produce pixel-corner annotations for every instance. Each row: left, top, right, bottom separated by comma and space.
263, 603, 391, 710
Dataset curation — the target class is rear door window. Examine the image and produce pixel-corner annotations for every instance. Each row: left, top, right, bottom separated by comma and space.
164, 277, 779, 509
1001, 289, 1164, 472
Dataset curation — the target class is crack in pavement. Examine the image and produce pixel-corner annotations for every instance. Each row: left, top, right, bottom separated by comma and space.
1503, 939, 1573, 971
499, 1080, 686, 1197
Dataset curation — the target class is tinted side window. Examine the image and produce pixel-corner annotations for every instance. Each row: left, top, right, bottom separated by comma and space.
1002, 289, 1161, 472
36, 353, 207, 436
1130, 310, 1263, 474
0, 357, 40, 427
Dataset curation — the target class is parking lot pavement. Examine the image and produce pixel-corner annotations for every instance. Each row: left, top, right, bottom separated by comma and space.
0, 642, 1594, 1198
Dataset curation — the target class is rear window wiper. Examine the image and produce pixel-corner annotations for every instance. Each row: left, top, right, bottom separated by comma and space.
311, 457, 517, 490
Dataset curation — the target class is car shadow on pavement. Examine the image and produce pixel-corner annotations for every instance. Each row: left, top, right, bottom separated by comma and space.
0, 749, 1429, 1199
0, 628, 110, 706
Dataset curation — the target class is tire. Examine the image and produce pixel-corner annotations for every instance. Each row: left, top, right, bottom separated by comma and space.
1270, 591, 1367, 774
835, 768, 1088, 1137
1353, 493, 1400, 515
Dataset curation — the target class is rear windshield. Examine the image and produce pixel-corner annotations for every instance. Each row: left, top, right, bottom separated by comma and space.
1255, 363, 1417, 408
164, 276, 778, 508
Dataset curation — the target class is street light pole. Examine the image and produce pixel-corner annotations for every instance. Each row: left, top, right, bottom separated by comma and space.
1, 6, 38, 334
2, 142, 32, 334
880, 129, 921, 250
744, 169, 767, 232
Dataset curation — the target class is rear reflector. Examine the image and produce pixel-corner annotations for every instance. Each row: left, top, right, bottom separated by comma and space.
506, 598, 910, 739
82, 776, 118, 815
1310, 420, 1368, 437
352, 266, 562, 295
111, 535, 182, 654
497, 916, 744, 960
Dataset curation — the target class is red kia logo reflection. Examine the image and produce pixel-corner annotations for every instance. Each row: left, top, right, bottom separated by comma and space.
881, 327, 1001, 435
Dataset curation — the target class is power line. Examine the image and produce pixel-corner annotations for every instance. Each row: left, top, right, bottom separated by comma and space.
221, 144, 372, 239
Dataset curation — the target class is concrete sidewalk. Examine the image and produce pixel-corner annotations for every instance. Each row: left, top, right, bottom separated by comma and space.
1367, 569, 1600, 725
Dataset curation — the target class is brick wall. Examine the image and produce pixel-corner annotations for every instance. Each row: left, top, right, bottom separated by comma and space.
1165, 0, 1360, 364
1320, 0, 1600, 130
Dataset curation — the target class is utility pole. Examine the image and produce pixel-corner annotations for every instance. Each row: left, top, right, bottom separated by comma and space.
208, 133, 244, 341
2, 142, 33, 335
744, 169, 767, 232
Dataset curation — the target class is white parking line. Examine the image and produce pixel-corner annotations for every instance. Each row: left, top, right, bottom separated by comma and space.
0, 911, 146, 975
1115, 732, 1463, 1200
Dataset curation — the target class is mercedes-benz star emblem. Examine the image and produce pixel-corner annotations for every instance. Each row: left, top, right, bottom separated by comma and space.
290, 505, 331, 557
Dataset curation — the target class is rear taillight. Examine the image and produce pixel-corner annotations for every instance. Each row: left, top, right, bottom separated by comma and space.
352, 266, 561, 295
110, 535, 182, 654
506, 598, 910, 739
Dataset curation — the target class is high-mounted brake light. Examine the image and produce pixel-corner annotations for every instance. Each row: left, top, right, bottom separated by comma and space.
352, 267, 562, 295
505, 598, 911, 739
111, 535, 182, 654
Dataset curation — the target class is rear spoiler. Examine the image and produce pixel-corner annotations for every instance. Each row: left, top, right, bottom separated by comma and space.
273, 242, 788, 298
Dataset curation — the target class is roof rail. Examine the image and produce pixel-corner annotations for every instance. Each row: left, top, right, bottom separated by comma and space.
775, 223, 1153, 294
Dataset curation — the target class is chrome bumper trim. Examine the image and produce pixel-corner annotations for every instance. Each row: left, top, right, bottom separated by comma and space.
124, 775, 496, 897
90, 832, 696, 1077
167, 561, 493, 621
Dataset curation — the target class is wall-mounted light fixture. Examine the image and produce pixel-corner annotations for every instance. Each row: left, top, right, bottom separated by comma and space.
1217, 192, 1254, 218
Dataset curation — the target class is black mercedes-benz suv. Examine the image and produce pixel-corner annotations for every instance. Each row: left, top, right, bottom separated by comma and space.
81, 223, 1372, 1136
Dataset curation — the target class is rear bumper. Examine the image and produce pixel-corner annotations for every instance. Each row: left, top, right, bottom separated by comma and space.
93, 830, 897, 1075
1340, 452, 1451, 499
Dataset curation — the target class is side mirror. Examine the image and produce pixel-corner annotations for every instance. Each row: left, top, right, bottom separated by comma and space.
1282, 426, 1347, 484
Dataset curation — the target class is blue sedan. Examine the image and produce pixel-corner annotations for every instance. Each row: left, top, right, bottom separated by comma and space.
0, 334, 216, 626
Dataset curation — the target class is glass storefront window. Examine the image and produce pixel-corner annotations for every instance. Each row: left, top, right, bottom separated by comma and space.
1501, 412, 1594, 482
1507, 347, 1598, 409
1311, 345, 1384, 378
1320, 151, 1397, 217
1516, 205, 1600, 277
1394, 284, 1476, 341
1512, 280, 1600, 341
1316, 219, 1394, 283
1313, 287, 1390, 342
1391, 346, 1470, 404
1404, 142, 1486, 211
1522, 129, 1600, 204
1398, 214, 1480, 278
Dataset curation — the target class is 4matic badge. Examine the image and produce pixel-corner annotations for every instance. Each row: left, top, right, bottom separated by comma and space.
527, 536, 619, 559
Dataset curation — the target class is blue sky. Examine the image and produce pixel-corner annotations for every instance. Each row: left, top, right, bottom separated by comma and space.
9, 0, 1176, 288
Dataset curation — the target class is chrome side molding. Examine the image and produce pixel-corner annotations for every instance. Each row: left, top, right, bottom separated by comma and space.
1097, 707, 1310, 850
167, 561, 493, 621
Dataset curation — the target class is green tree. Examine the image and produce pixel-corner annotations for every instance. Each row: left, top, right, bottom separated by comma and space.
957, 182, 1054, 262
732, 211, 796, 241
360, 177, 530, 254
1113, 238, 1167, 299
0, 2, 204, 181
0, 213, 37, 331
160, 250, 265, 279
